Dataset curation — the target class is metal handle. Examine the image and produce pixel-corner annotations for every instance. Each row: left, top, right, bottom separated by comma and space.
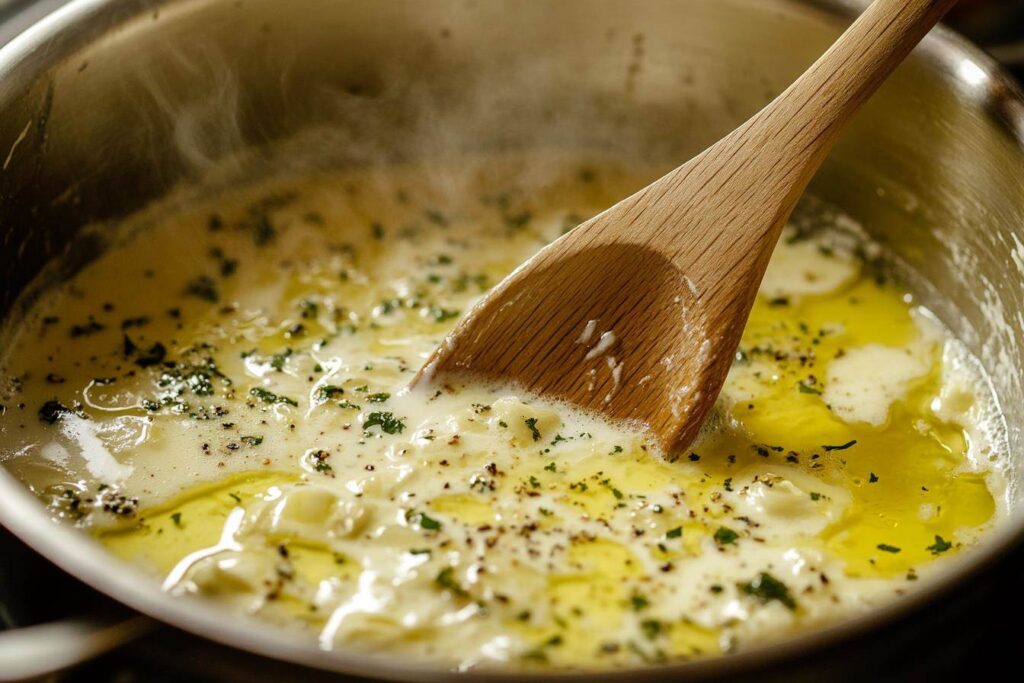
988, 41, 1024, 67
0, 614, 155, 682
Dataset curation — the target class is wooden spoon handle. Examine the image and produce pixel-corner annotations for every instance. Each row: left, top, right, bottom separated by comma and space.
651, 0, 960, 277
749, 0, 958, 181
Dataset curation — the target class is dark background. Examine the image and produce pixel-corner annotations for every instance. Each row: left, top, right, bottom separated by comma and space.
2, 1, 1024, 681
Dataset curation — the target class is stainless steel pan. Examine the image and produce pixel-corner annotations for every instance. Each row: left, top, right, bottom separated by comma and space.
1, 0, 1023, 680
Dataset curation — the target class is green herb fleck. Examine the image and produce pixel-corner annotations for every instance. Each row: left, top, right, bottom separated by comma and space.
927, 535, 952, 555
269, 349, 292, 372
739, 572, 796, 610
714, 527, 739, 545
309, 450, 332, 473
797, 381, 822, 395
640, 619, 663, 640
249, 387, 298, 407
435, 567, 467, 597
524, 417, 541, 441
427, 307, 460, 323
407, 510, 442, 531
316, 385, 346, 402
364, 411, 405, 435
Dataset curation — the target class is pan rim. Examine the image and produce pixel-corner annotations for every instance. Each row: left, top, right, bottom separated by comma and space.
1, 0, 1023, 680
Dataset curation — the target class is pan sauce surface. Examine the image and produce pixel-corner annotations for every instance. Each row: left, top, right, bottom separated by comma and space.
0, 153, 1008, 669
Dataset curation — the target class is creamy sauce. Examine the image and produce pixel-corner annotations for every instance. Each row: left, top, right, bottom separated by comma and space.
0, 155, 1007, 670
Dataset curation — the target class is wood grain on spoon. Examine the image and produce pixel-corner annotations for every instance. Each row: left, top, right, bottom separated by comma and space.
413, 0, 958, 455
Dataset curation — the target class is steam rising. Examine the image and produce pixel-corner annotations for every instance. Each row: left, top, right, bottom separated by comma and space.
115, 1, 689, 216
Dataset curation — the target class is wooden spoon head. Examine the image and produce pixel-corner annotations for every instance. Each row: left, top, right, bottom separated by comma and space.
413, 225, 751, 455
413, 0, 956, 455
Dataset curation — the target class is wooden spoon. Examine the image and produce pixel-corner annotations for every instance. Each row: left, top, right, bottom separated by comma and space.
413, 0, 957, 455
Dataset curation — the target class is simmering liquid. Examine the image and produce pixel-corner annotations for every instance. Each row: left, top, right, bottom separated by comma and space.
0, 154, 1007, 669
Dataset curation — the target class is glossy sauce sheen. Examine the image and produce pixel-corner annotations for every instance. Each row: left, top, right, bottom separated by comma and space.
0, 155, 1007, 669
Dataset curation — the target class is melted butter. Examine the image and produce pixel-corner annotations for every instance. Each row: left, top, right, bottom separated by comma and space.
0, 154, 1007, 670
99, 472, 298, 574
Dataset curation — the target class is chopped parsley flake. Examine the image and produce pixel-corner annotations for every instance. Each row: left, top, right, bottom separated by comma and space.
315, 385, 346, 402
713, 527, 739, 545
640, 619, 662, 640
309, 450, 332, 473
427, 307, 460, 323
797, 381, 822, 395
407, 510, 442, 531
739, 572, 796, 610
269, 349, 292, 372
524, 417, 541, 441
927, 535, 952, 555
630, 594, 649, 611
364, 411, 405, 435
249, 387, 298, 407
